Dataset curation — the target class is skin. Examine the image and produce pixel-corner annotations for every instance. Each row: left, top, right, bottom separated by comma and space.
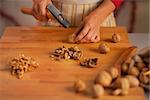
32, 0, 116, 43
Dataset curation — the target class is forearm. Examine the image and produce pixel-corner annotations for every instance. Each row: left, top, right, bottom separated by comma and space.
89, 0, 116, 23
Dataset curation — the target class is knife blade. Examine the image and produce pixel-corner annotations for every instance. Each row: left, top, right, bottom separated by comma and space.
47, 4, 70, 28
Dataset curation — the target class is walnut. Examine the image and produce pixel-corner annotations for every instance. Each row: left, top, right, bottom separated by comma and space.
74, 80, 86, 93
112, 89, 122, 96
128, 66, 140, 77
133, 55, 143, 63
139, 72, 149, 85
135, 62, 145, 71
112, 34, 121, 43
108, 67, 119, 79
113, 78, 130, 96
121, 63, 129, 74
98, 43, 110, 54
80, 58, 98, 68
126, 75, 140, 87
93, 84, 104, 98
95, 70, 112, 87
120, 78, 130, 93
68, 34, 76, 43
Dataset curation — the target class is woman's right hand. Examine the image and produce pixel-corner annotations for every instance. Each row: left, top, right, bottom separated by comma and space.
32, 0, 52, 21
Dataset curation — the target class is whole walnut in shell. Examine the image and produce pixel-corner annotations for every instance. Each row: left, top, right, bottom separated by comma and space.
139, 72, 149, 84
68, 34, 76, 43
112, 34, 121, 43
108, 67, 119, 79
126, 75, 140, 87
95, 70, 112, 87
112, 89, 122, 96
93, 84, 104, 98
98, 43, 110, 54
74, 80, 86, 93
121, 63, 129, 74
128, 66, 140, 77
113, 78, 130, 96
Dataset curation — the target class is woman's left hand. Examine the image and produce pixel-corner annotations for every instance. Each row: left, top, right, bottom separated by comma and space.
74, 12, 101, 43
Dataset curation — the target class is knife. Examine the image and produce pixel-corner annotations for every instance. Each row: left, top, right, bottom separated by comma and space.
47, 4, 70, 28
21, 4, 70, 28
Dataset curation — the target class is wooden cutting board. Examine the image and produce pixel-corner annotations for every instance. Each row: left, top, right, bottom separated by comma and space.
0, 27, 145, 100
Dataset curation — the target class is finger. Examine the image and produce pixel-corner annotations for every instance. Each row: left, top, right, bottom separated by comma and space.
32, 7, 42, 21
39, 1, 47, 16
74, 22, 84, 36
90, 32, 97, 42
75, 24, 90, 42
32, 4, 42, 21
33, 4, 40, 16
80, 38, 89, 43
82, 28, 95, 41
33, 12, 42, 21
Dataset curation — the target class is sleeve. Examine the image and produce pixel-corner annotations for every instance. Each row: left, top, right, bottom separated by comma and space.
111, 0, 124, 9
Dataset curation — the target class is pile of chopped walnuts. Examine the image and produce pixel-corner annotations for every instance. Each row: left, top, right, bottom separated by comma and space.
9, 54, 39, 79
51, 46, 82, 60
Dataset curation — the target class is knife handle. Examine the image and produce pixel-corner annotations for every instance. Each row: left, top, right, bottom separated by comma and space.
21, 7, 53, 21
21, 7, 33, 16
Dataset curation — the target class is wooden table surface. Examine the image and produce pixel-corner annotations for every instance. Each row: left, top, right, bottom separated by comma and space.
0, 27, 145, 100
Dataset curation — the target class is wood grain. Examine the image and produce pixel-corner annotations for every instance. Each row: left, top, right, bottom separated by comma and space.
0, 27, 145, 100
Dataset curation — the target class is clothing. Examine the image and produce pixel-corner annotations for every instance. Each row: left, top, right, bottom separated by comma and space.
51, 0, 117, 27
111, 0, 124, 9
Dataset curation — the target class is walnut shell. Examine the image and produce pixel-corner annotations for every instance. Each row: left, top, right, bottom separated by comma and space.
121, 78, 130, 91
133, 55, 143, 63
121, 63, 129, 74
126, 75, 140, 87
95, 71, 112, 87
74, 80, 86, 93
135, 62, 145, 71
68, 34, 76, 43
93, 84, 104, 98
121, 90, 129, 96
98, 43, 110, 54
113, 78, 130, 91
112, 34, 121, 43
112, 89, 122, 96
128, 66, 140, 77
139, 72, 149, 84
108, 67, 119, 79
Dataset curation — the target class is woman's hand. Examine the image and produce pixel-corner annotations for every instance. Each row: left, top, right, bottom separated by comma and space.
75, 12, 101, 43
74, 0, 116, 43
32, 0, 52, 21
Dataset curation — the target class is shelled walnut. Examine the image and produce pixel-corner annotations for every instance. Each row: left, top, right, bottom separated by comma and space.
80, 58, 98, 68
98, 43, 110, 54
51, 46, 82, 60
112, 34, 121, 43
9, 54, 39, 79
